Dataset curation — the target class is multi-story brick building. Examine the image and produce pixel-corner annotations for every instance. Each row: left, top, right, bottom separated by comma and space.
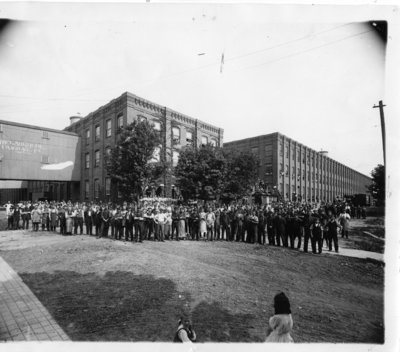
64, 92, 224, 202
223, 132, 371, 203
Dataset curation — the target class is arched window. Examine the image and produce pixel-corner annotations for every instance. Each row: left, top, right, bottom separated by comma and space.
105, 178, 111, 196
94, 179, 100, 199
153, 120, 161, 131
85, 180, 90, 199
201, 136, 208, 146
106, 119, 112, 137
186, 131, 193, 144
105, 147, 112, 166
117, 114, 124, 131
94, 150, 101, 168
85, 153, 90, 169
210, 138, 218, 147
95, 125, 100, 141
172, 150, 179, 167
172, 127, 180, 144
138, 115, 147, 123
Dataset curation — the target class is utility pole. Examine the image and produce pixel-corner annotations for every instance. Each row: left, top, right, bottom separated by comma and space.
373, 100, 386, 165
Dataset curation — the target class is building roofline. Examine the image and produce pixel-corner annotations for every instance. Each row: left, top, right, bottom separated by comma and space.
223, 132, 371, 180
65, 91, 223, 133
223, 132, 279, 146
0, 119, 78, 137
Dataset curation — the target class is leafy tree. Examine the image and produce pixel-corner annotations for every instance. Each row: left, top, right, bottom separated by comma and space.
174, 145, 259, 203
175, 144, 227, 201
221, 150, 260, 203
368, 164, 385, 206
105, 120, 165, 201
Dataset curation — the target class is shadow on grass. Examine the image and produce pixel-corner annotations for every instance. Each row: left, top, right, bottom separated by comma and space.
192, 301, 259, 342
20, 271, 190, 341
20, 270, 259, 342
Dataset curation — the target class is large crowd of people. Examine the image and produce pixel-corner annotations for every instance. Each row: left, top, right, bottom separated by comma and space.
3, 198, 367, 254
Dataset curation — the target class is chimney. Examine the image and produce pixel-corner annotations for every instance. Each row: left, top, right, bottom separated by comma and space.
69, 114, 82, 125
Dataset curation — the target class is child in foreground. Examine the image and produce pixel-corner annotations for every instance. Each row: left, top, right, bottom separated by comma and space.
265, 292, 294, 343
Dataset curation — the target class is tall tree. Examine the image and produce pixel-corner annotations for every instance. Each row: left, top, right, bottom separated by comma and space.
105, 120, 164, 201
174, 145, 227, 201
174, 145, 259, 203
221, 150, 260, 203
368, 164, 385, 206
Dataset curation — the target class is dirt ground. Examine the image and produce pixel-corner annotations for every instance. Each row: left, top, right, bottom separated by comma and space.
0, 227, 384, 343
341, 217, 385, 253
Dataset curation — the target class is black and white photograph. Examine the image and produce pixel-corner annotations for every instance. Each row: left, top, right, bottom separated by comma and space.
0, 1, 398, 351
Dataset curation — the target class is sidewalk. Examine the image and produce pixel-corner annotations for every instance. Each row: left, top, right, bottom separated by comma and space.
325, 247, 384, 262
0, 255, 70, 341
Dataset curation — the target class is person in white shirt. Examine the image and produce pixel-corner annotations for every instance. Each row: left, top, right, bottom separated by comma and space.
206, 208, 216, 241
5, 202, 14, 230
339, 210, 351, 239
154, 209, 166, 241
165, 211, 172, 240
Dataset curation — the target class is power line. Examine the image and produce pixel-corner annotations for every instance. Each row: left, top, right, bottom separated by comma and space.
234, 28, 374, 73
0, 24, 370, 110
225, 23, 352, 63
121, 23, 356, 89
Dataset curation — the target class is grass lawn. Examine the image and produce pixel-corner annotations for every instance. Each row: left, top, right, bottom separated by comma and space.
0, 229, 384, 343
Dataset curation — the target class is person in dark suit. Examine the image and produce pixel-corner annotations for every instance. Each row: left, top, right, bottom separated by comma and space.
220, 208, 230, 241
13, 205, 21, 230
290, 214, 302, 250
99, 205, 110, 238
310, 216, 323, 254
125, 207, 134, 241
84, 205, 93, 235
58, 206, 66, 235
21, 203, 30, 230
325, 210, 341, 253
74, 205, 84, 235
94, 206, 102, 236
134, 207, 144, 242
266, 211, 275, 245
302, 212, 313, 253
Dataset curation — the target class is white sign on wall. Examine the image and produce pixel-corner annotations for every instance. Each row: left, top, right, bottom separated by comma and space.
0, 139, 42, 154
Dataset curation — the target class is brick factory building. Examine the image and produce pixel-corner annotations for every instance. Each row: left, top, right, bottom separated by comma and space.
0, 92, 223, 203
64, 92, 223, 202
223, 132, 371, 203
0, 93, 372, 204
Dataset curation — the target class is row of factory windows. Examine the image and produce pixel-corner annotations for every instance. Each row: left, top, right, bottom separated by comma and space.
84, 114, 218, 147
252, 143, 354, 175
277, 163, 360, 184
84, 147, 181, 169
279, 183, 348, 202
85, 178, 114, 199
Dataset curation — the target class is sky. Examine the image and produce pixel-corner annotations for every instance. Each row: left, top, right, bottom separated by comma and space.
0, 4, 386, 176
